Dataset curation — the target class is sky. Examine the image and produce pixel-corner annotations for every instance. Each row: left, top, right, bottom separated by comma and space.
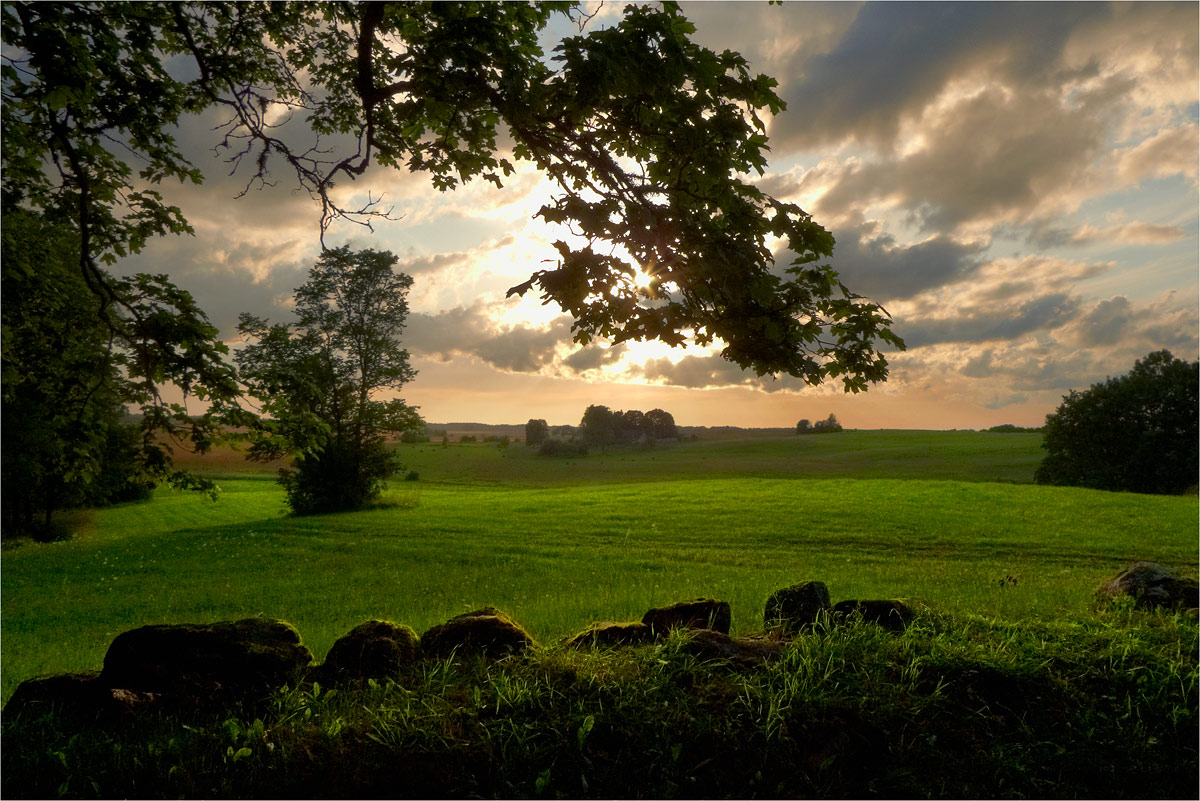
118, 1, 1199, 430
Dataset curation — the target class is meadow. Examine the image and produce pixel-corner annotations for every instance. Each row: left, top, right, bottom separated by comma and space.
2, 429, 1197, 797
3, 429, 1194, 701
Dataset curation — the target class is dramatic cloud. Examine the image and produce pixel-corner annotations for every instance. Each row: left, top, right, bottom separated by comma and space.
105, 3, 1197, 427
769, 2, 1112, 153
406, 301, 574, 374
561, 343, 629, 374
891, 293, 1080, 349
823, 226, 987, 301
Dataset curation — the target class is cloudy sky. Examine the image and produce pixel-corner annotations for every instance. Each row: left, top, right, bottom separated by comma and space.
120, 1, 1199, 429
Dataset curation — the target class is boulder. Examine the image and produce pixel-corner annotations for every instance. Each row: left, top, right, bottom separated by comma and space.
642, 598, 731, 636
100, 618, 312, 702
764, 581, 831, 632
420, 608, 535, 659
317, 620, 419, 683
562, 621, 653, 649
831, 600, 912, 631
3, 673, 161, 723
678, 630, 786, 666
1098, 562, 1200, 610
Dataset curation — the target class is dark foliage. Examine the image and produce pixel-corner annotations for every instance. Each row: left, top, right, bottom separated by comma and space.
538, 438, 589, 457
579, 405, 678, 449
1035, 350, 1198, 494
1, 210, 161, 539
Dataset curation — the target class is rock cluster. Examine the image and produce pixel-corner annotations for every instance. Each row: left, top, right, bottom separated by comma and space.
6, 561, 1189, 722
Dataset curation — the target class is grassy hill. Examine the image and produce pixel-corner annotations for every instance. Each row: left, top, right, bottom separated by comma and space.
3, 429, 1193, 700
2, 429, 1196, 797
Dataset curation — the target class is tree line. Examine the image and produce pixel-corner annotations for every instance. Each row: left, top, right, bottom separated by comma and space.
795, 414, 843, 434
525, 406, 679, 455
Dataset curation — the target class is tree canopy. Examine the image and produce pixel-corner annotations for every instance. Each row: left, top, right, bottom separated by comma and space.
3, 1, 901, 396
3, 2, 905, 517
1034, 350, 1198, 495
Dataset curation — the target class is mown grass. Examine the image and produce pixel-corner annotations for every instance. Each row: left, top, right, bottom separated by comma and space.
3, 474, 1195, 702
2, 430, 1197, 797
392, 428, 1047, 486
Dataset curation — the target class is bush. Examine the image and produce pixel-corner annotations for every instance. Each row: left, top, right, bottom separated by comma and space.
278, 440, 398, 515
1035, 350, 1198, 494
538, 438, 588, 457
459, 435, 477, 443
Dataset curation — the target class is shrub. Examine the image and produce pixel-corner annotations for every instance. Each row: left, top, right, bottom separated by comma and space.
538, 438, 588, 457
799, 413, 843, 434
278, 440, 397, 515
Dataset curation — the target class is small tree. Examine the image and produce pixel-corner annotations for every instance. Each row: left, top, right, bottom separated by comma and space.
236, 247, 422, 514
525, 419, 550, 448
796, 419, 811, 434
1035, 351, 1198, 494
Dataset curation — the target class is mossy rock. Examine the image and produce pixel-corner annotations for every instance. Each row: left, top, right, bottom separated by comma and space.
101, 618, 312, 701
420, 607, 535, 659
677, 630, 786, 666
316, 620, 419, 684
1097, 562, 1200, 610
764, 581, 831, 633
562, 621, 652, 649
642, 598, 731, 636
3, 673, 115, 723
831, 600, 912, 631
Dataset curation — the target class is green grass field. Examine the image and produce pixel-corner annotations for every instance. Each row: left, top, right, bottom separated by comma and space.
3, 430, 1195, 704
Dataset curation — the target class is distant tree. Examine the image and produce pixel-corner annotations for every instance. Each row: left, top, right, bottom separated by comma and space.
796, 419, 811, 434
808, 413, 843, 434
580, 405, 621, 449
1035, 351, 1198, 494
646, 408, 679, 439
620, 409, 650, 443
236, 247, 422, 514
525, 419, 550, 448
